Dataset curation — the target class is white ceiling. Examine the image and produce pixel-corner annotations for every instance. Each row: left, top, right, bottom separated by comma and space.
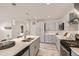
0, 3, 74, 21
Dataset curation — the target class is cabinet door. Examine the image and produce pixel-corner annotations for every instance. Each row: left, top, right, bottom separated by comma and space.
30, 37, 40, 56
45, 35, 56, 43
56, 36, 60, 52
30, 42, 35, 56
34, 38, 40, 55
22, 49, 29, 56
45, 35, 52, 43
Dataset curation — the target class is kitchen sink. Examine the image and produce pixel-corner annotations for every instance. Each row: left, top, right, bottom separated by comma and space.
0, 41, 15, 50
22, 38, 34, 42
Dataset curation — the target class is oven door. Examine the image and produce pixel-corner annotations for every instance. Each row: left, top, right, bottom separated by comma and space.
60, 44, 70, 56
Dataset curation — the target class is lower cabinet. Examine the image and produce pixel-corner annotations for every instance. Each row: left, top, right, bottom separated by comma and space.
30, 41, 35, 56
34, 38, 40, 55
30, 37, 40, 56
15, 37, 40, 56
22, 49, 30, 56
45, 35, 56, 43
15, 46, 30, 56
56, 36, 60, 52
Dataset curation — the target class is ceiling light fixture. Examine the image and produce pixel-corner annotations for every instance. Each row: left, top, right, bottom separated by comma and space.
48, 16, 50, 18
46, 3, 51, 5
34, 17, 37, 19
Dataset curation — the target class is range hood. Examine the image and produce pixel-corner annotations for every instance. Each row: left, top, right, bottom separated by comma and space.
69, 3, 79, 24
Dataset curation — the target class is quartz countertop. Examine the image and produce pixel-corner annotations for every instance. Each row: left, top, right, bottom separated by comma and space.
45, 31, 57, 35
45, 31, 67, 40
0, 35, 39, 56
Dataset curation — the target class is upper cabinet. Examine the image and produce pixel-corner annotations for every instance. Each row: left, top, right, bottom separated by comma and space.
69, 12, 79, 24
74, 3, 79, 10
69, 3, 79, 24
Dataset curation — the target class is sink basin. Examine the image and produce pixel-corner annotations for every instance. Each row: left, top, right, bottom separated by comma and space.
22, 38, 34, 42
0, 41, 15, 50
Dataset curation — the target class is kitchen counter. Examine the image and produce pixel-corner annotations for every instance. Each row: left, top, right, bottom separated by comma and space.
45, 31, 67, 40
56, 35, 68, 53
56, 35, 67, 40
0, 35, 39, 56
71, 47, 79, 56
45, 31, 57, 35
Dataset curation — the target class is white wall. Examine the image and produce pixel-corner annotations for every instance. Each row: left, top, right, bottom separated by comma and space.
45, 22, 57, 31
0, 3, 73, 20
61, 9, 79, 31
0, 19, 12, 41
12, 20, 28, 38
42, 19, 65, 32
69, 24, 78, 31
0, 3, 74, 41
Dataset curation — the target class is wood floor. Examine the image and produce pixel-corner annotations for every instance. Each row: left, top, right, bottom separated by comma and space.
37, 43, 60, 56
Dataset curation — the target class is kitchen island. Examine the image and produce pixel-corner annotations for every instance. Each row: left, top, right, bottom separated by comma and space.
0, 35, 40, 56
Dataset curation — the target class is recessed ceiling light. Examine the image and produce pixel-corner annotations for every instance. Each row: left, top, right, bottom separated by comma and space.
34, 17, 37, 19
46, 3, 51, 5
48, 16, 50, 18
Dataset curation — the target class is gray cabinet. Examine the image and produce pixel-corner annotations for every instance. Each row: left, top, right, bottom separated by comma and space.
30, 41, 35, 56
34, 38, 40, 55
56, 36, 60, 52
45, 35, 53, 43
30, 37, 40, 56
22, 49, 30, 56
45, 35, 56, 43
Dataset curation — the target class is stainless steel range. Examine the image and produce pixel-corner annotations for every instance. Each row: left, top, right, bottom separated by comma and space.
60, 40, 79, 56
